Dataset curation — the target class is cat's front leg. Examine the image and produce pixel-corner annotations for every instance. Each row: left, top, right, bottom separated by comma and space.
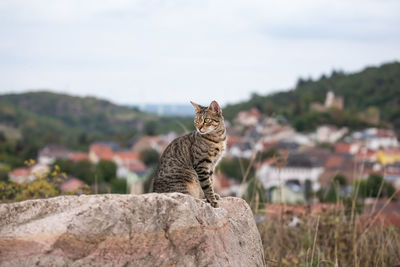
195, 168, 219, 207
208, 173, 220, 201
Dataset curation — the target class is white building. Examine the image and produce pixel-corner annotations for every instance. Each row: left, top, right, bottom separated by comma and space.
37, 145, 70, 165
316, 125, 348, 144
257, 153, 324, 192
352, 128, 398, 150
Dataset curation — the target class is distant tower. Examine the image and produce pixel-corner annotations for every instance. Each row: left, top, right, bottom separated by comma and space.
324, 91, 343, 110
324, 91, 335, 107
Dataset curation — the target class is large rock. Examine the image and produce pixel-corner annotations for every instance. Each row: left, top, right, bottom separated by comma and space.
0, 193, 265, 266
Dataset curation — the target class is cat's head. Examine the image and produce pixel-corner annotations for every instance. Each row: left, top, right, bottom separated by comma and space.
190, 100, 224, 134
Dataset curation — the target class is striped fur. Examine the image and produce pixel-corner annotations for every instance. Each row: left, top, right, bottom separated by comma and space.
153, 100, 226, 208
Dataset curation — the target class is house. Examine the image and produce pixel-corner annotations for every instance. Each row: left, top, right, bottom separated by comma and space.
316, 125, 348, 144
131, 134, 176, 154
126, 168, 153, 195
257, 152, 324, 192
356, 147, 377, 162
229, 141, 254, 158
234, 108, 261, 127
283, 133, 314, 147
9, 164, 50, 184
384, 163, 400, 190
89, 143, 114, 163
112, 151, 149, 194
351, 128, 398, 150
116, 158, 147, 179
319, 153, 356, 186
9, 167, 32, 184
268, 183, 305, 204
226, 135, 255, 158
260, 124, 296, 143
68, 152, 89, 162
60, 177, 86, 194
38, 145, 70, 165
113, 152, 140, 166
113, 151, 146, 180
377, 148, 400, 165
335, 143, 360, 154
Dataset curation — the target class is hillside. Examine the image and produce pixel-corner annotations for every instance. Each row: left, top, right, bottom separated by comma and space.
0, 91, 192, 166
224, 61, 400, 132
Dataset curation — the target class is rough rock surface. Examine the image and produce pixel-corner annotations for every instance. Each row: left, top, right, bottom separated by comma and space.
0, 193, 265, 266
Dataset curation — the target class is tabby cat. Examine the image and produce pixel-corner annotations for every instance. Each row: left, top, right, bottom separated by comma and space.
153, 100, 226, 208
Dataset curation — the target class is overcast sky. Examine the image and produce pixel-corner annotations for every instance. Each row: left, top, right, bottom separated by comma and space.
0, 0, 399, 106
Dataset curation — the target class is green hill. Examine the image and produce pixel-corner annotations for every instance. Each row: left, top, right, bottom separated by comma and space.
224, 61, 400, 132
0, 91, 191, 167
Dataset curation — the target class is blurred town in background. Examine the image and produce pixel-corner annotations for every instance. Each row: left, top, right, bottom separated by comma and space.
2, 1, 400, 263
1, 62, 400, 227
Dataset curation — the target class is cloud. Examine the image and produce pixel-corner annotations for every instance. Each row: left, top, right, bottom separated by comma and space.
0, 0, 399, 105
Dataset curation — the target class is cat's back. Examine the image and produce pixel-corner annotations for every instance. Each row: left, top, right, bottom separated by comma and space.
160, 131, 195, 161
153, 131, 198, 193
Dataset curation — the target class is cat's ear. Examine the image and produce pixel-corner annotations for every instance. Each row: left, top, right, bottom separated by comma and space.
208, 100, 221, 114
190, 101, 203, 113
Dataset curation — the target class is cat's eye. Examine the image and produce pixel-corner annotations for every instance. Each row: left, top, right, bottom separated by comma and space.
204, 118, 211, 123
194, 119, 199, 124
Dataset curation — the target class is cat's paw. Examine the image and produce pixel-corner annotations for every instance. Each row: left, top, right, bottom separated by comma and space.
214, 193, 221, 200
210, 199, 219, 208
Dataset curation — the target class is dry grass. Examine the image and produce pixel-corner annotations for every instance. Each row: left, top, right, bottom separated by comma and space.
240, 150, 400, 266
257, 206, 400, 266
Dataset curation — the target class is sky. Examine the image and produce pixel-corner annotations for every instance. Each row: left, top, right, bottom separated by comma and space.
0, 0, 399, 106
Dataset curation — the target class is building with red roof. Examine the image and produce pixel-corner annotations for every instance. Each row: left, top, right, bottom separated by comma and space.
60, 177, 86, 193
69, 152, 89, 162
89, 144, 114, 163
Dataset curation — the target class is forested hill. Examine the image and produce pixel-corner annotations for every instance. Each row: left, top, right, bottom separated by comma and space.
0, 91, 191, 158
223, 61, 400, 132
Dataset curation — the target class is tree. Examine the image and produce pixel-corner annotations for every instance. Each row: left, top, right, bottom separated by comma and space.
96, 160, 117, 183
304, 179, 313, 202
258, 149, 278, 161
0, 164, 11, 182
110, 178, 127, 194
54, 159, 96, 185
53, 159, 75, 175
218, 157, 254, 182
139, 149, 160, 166
74, 159, 96, 185
144, 121, 157, 136
319, 175, 347, 203
357, 174, 396, 199
366, 174, 384, 198
333, 174, 347, 186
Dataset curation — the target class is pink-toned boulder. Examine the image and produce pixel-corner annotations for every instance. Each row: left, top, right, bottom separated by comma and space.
0, 193, 265, 266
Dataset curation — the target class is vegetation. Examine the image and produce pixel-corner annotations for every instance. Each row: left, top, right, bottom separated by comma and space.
224, 62, 400, 133
0, 91, 192, 170
139, 149, 160, 166
54, 159, 96, 185
235, 151, 400, 267
0, 163, 64, 202
357, 174, 395, 199
218, 157, 255, 182
258, 208, 400, 266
